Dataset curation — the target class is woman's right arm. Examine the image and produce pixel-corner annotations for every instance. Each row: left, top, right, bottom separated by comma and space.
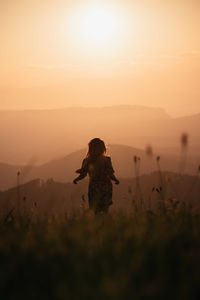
73, 159, 88, 184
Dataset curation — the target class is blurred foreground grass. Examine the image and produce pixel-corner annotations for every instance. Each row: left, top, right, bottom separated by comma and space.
1, 211, 200, 299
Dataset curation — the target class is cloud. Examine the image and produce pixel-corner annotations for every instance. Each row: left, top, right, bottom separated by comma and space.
179, 51, 200, 57
25, 50, 200, 73
25, 64, 73, 70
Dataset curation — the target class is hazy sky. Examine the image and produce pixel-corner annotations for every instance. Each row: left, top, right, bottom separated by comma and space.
0, 0, 200, 116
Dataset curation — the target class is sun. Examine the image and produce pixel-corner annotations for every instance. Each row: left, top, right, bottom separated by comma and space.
79, 7, 118, 44
68, 4, 127, 53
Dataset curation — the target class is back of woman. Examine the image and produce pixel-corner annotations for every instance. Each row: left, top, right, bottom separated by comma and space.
73, 138, 119, 214
84, 155, 114, 183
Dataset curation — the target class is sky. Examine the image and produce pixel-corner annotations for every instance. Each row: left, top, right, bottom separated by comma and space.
0, 0, 200, 116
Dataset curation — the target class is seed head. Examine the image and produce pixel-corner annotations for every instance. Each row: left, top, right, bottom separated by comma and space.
165, 176, 170, 182
181, 133, 188, 148
133, 155, 137, 163
145, 145, 153, 156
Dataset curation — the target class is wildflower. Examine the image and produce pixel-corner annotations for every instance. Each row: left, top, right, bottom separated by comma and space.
81, 194, 86, 202
181, 133, 188, 149
145, 145, 153, 156
165, 176, 170, 182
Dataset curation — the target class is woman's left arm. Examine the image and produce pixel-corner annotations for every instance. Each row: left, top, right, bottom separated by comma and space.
106, 157, 120, 184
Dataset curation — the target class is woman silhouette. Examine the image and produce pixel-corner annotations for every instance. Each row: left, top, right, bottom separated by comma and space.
73, 138, 119, 214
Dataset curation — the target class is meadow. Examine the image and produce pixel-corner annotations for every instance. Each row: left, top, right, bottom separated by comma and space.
1, 136, 200, 299
1, 206, 200, 299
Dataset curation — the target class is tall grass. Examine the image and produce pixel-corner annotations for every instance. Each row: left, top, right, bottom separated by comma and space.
1, 133, 200, 298
1, 212, 200, 299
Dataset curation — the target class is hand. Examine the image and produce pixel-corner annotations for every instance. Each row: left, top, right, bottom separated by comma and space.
115, 179, 120, 185
73, 179, 78, 184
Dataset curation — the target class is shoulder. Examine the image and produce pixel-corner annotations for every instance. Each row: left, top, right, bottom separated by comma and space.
105, 156, 111, 161
82, 158, 88, 166
105, 156, 112, 164
104, 156, 114, 172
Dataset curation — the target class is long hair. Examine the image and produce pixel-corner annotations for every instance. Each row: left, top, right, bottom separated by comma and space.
87, 138, 106, 161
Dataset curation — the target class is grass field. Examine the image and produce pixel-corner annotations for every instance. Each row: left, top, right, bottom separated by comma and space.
1, 208, 200, 299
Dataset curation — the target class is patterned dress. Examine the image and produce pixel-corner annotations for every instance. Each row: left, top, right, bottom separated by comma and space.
76, 156, 117, 213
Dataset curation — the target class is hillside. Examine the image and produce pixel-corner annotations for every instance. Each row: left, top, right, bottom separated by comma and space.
0, 171, 200, 216
0, 105, 170, 164
0, 106, 200, 166
0, 144, 199, 191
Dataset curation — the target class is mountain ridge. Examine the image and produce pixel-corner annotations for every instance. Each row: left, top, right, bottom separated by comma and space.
0, 105, 199, 165
0, 144, 198, 191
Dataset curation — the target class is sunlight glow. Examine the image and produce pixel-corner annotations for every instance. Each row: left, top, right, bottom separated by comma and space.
80, 7, 118, 44
68, 4, 127, 54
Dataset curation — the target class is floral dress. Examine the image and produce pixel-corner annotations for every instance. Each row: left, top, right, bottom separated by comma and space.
75, 156, 118, 213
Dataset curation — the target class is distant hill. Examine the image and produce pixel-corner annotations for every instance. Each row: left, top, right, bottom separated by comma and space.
0, 163, 22, 191
0, 144, 198, 191
0, 105, 170, 164
0, 105, 200, 166
0, 171, 200, 216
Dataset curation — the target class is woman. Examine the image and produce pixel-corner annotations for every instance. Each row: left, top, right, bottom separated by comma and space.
73, 138, 119, 214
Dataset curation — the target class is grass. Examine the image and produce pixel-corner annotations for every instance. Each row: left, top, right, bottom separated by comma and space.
1, 134, 200, 299
1, 211, 200, 299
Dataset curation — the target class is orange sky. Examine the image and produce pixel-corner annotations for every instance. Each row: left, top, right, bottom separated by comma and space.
0, 0, 200, 116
